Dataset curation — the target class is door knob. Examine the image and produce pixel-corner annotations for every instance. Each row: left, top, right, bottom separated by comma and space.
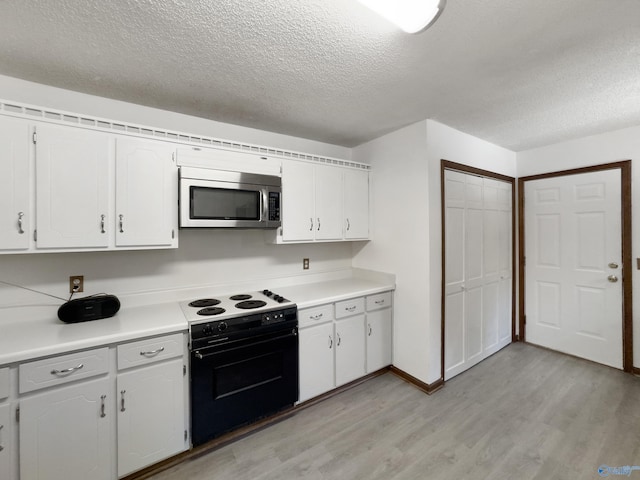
607, 275, 618, 283
608, 262, 619, 269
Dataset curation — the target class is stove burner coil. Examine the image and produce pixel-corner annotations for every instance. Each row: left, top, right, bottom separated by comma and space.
189, 299, 221, 308
235, 300, 267, 310
229, 294, 252, 301
197, 307, 226, 316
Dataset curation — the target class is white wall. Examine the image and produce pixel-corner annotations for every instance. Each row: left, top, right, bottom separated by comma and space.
517, 125, 640, 368
353, 120, 516, 385
0, 75, 354, 312
0, 74, 351, 160
352, 120, 431, 382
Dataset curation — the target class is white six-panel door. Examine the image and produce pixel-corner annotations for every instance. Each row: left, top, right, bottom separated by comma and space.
444, 170, 512, 380
524, 169, 622, 369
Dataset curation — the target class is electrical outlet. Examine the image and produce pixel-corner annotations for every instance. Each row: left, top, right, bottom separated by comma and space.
303, 258, 310, 270
69, 275, 84, 293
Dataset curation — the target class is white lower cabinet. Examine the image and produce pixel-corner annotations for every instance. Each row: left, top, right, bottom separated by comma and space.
335, 315, 366, 386
298, 291, 393, 403
366, 309, 393, 373
17, 333, 188, 479
0, 402, 13, 480
117, 358, 186, 477
299, 322, 335, 402
20, 377, 113, 480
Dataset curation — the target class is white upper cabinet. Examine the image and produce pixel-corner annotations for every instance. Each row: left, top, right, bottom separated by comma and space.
115, 138, 177, 248
35, 124, 111, 249
0, 117, 30, 251
278, 160, 368, 243
343, 169, 369, 240
281, 160, 315, 242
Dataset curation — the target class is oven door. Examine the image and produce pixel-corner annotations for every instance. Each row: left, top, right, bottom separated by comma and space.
190, 325, 299, 446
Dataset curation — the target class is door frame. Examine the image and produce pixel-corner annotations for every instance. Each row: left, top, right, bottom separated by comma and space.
440, 160, 517, 382
518, 161, 633, 372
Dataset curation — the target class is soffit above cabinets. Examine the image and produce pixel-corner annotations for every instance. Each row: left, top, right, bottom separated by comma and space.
0, 0, 638, 151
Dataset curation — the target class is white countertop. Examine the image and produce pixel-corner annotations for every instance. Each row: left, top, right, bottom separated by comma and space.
0, 271, 395, 366
0, 302, 187, 366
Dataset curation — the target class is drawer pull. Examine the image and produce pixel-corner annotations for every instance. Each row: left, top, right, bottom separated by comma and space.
51, 363, 84, 376
310, 313, 324, 321
375, 300, 385, 305
140, 347, 165, 357
100, 395, 106, 418
345, 306, 357, 312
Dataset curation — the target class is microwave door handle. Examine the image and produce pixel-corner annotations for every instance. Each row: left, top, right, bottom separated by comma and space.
262, 189, 268, 224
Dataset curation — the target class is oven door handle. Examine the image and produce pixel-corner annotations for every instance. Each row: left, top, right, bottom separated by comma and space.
193, 329, 298, 360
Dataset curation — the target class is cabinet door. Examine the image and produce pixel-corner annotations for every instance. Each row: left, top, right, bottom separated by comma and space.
343, 169, 369, 240
117, 359, 186, 477
20, 377, 112, 480
0, 117, 31, 250
115, 138, 177, 248
335, 314, 366, 387
281, 160, 314, 241
35, 125, 111, 249
314, 165, 343, 240
0, 403, 13, 480
366, 309, 392, 373
299, 323, 334, 402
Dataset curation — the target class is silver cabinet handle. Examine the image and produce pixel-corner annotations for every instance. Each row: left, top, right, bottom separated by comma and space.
309, 218, 313, 231
119, 214, 124, 233
100, 395, 106, 418
346, 218, 350, 231
328, 335, 333, 349
17, 212, 25, 234
100, 214, 106, 234
0, 424, 4, 452
317, 217, 321, 231
368, 324, 372, 336
140, 347, 165, 357
375, 300, 385, 305
336, 332, 341, 346
310, 313, 323, 321
120, 390, 126, 412
51, 363, 84, 376
608, 275, 618, 283
345, 305, 357, 312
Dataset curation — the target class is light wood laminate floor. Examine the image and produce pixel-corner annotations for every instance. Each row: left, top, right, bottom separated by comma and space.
150, 343, 640, 480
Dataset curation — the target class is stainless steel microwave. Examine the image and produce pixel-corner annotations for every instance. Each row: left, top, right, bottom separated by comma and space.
179, 167, 281, 228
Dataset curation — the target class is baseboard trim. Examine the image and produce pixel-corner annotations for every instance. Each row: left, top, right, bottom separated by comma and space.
125, 368, 391, 480
389, 366, 444, 395
633, 367, 640, 376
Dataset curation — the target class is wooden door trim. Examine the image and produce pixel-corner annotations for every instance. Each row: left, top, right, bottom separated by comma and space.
518, 160, 633, 372
440, 160, 517, 383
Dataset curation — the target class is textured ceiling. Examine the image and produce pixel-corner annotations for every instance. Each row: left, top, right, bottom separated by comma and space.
0, 0, 638, 151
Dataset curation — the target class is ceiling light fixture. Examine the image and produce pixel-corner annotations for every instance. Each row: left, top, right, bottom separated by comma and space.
358, 0, 446, 34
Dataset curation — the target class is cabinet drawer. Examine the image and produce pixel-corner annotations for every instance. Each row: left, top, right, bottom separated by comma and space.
117, 333, 183, 370
19, 347, 109, 394
366, 292, 392, 311
335, 297, 365, 319
0, 367, 8, 399
298, 304, 334, 328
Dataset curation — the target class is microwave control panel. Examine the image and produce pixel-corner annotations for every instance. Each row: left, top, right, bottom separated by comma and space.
268, 192, 281, 221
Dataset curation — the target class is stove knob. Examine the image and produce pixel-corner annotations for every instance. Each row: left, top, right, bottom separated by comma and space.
218, 322, 228, 332
202, 324, 213, 336
273, 294, 281, 301
262, 289, 270, 295
277, 297, 285, 303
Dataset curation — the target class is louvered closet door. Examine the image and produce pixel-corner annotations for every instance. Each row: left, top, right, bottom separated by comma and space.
444, 170, 512, 380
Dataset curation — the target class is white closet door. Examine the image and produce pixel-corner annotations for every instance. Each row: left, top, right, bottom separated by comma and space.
444, 170, 512, 380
